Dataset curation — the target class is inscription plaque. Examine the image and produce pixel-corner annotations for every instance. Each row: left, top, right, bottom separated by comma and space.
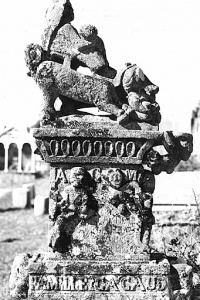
29, 274, 168, 292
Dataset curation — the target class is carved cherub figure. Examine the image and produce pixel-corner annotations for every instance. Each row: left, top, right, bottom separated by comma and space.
114, 63, 161, 125
105, 168, 155, 250
59, 167, 98, 219
49, 167, 98, 252
105, 168, 141, 216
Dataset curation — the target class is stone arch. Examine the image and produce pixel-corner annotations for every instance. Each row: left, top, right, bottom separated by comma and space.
0, 143, 5, 171
8, 143, 18, 171
22, 143, 32, 172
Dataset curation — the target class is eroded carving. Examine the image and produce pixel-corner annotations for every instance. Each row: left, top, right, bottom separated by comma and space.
29, 274, 168, 292
104, 168, 155, 249
10, 1, 194, 299
145, 132, 193, 174
34, 130, 193, 259
49, 167, 98, 253
47, 166, 156, 256
25, 0, 160, 126
114, 63, 160, 125
104, 168, 141, 215
35, 136, 156, 166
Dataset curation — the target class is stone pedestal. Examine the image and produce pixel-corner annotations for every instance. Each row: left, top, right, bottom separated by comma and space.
10, 116, 193, 300
10, 254, 172, 300
28, 255, 172, 300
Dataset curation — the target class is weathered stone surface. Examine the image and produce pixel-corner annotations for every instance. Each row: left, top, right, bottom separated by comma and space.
48, 167, 99, 254
42, 0, 75, 53
146, 131, 193, 174
36, 114, 160, 131
10, 0, 194, 299
47, 164, 155, 258
10, 253, 173, 300
31, 121, 193, 263
25, 0, 160, 126
11, 253, 195, 300
28, 262, 172, 300
34, 128, 158, 166
33, 120, 193, 174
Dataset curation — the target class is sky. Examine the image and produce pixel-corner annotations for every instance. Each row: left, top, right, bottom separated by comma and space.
0, 0, 200, 131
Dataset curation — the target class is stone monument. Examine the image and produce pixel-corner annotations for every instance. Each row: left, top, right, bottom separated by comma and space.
10, 1, 193, 299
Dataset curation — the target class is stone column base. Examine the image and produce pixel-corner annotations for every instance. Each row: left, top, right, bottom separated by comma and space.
10, 252, 173, 300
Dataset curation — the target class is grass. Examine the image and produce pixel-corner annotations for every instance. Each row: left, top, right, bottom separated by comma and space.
150, 208, 200, 297
0, 177, 49, 299
151, 209, 200, 260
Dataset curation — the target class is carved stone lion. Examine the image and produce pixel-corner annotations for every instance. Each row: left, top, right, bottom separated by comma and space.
25, 0, 160, 126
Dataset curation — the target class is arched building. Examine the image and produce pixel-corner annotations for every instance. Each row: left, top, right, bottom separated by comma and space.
0, 126, 39, 173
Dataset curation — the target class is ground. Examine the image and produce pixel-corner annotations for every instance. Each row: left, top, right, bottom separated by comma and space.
0, 177, 49, 299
